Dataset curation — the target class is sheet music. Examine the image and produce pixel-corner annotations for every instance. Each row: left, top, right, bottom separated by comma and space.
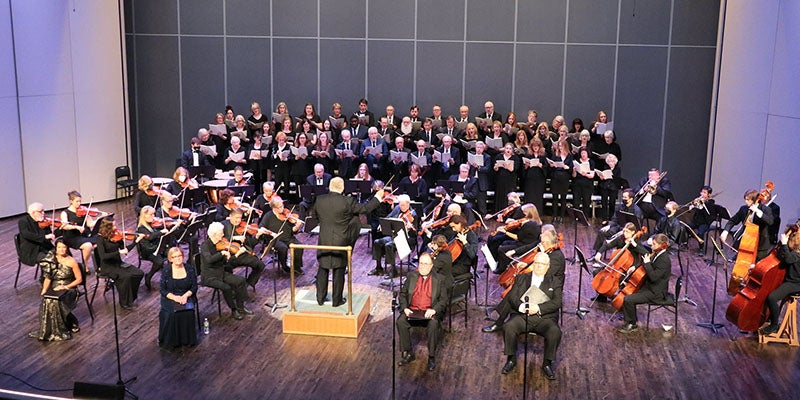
328, 116, 345, 129
434, 150, 453, 164
290, 146, 308, 157
411, 121, 422, 131
475, 117, 492, 129
523, 157, 541, 167
199, 144, 217, 157
494, 160, 511, 169
460, 139, 477, 150
467, 152, 484, 167
436, 133, 446, 141
481, 244, 497, 272
571, 143, 581, 153
230, 130, 247, 140
272, 112, 287, 123
248, 121, 264, 130
390, 150, 408, 162
363, 145, 380, 156
260, 149, 270, 158
410, 154, 428, 168
595, 169, 613, 180
431, 119, 442, 130
595, 122, 614, 134
394, 230, 412, 260
592, 151, 610, 161
454, 120, 468, 131
208, 123, 227, 137
573, 160, 591, 173
382, 133, 391, 143
485, 137, 504, 150
277, 149, 290, 161
249, 150, 263, 160
228, 150, 245, 163
546, 158, 565, 169
335, 149, 354, 159
262, 135, 273, 146
521, 284, 551, 306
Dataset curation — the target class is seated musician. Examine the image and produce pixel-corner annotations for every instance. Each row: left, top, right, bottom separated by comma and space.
201, 222, 252, 320
446, 214, 478, 277
483, 252, 562, 380
166, 167, 200, 209
369, 194, 418, 279
96, 218, 145, 309
397, 163, 429, 204
181, 137, 213, 169
487, 191, 525, 222
133, 175, 159, 216
499, 225, 566, 288
418, 201, 460, 257
221, 208, 267, 290
634, 168, 672, 222
28, 238, 82, 341
259, 198, 304, 275
156, 191, 199, 253
495, 204, 544, 274
60, 191, 104, 269
592, 222, 647, 302
252, 181, 281, 216
761, 230, 800, 334
137, 206, 174, 290
396, 252, 449, 372
214, 188, 240, 222
18, 202, 55, 268
720, 189, 775, 262
226, 165, 248, 186
618, 233, 672, 333
421, 186, 451, 228
591, 189, 643, 259
652, 201, 686, 246
486, 193, 526, 263
688, 185, 716, 253
428, 234, 454, 292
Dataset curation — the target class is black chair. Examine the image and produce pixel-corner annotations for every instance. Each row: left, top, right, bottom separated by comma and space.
89, 248, 113, 307
194, 253, 222, 317
115, 166, 137, 199
14, 234, 40, 288
75, 260, 95, 322
646, 276, 682, 333
447, 274, 471, 331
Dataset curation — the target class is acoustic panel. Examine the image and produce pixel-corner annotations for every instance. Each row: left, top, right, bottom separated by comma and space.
416, 41, 464, 117
181, 36, 226, 143
568, 0, 618, 44
466, 0, 515, 42
272, 0, 317, 38
464, 42, 513, 117
366, 40, 414, 116
320, 0, 366, 38
368, 0, 415, 39
619, 0, 671, 45
132, 0, 179, 35
513, 44, 564, 121
226, 37, 271, 117
417, 0, 465, 41
516, 0, 567, 43
320, 39, 366, 113
180, 0, 223, 35
225, 0, 270, 36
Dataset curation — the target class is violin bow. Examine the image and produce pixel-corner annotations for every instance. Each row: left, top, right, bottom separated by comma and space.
80, 197, 94, 231
51, 204, 57, 236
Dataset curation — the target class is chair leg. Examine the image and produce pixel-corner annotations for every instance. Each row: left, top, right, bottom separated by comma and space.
82, 280, 95, 321
14, 261, 22, 289
646, 306, 651, 329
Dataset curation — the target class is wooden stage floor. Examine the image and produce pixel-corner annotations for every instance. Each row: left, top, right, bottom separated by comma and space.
0, 199, 797, 399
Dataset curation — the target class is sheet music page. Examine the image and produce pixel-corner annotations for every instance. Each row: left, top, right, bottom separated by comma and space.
228, 151, 245, 163
249, 150, 262, 160
390, 150, 408, 162
546, 158, 565, 169
460, 140, 477, 150
290, 146, 308, 157
486, 137, 504, 150
335, 149, 354, 159
272, 113, 287, 123
248, 121, 264, 130
467, 152, 484, 166
208, 123, 227, 137
199, 144, 217, 156
410, 154, 428, 167
523, 157, 541, 167
595, 169, 613, 179
394, 230, 412, 260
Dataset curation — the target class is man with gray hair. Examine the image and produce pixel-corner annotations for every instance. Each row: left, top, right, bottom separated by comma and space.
335, 129, 359, 179
18, 202, 55, 268
201, 222, 251, 320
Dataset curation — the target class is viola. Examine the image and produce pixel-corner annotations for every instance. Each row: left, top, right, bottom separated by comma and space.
611, 240, 668, 310
444, 221, 482, 260
76, 206, 106, 218
38, 217, 64, 229
110, 229, 148, 243
276, 209, 303, 225
728, 181, 774, 295
592, 227, 647, 297
498, 233, 564, 298
486, 203, 520, 222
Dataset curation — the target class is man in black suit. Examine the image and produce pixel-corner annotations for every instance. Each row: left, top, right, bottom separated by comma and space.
181, 137, 213, 169
467, 141, 492, 216
415, 118, 440, 148
618, 233, 673, 333
349, 115, 369, 140
299, 163, 332, 219
396, 252, 449, 371
476, 100, 502, 135
314, 177, 384, 306
634, 168, 672, 222
721, 189, 775, 261
18, 202, 55, 267
201, 222, 251, 320
484, 251, 563, 379
353, 98, 376, 128
433, 134, 460, 182
335, 130, 359, 179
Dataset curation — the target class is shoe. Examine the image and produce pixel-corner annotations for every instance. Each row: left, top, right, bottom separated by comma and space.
501, 358, 517, 374
542, 364, 556, 380
71, 325, 80, 333
367, 267, 384, 276
240, 307, 254, 315
760, 324, 780, 335
427, 357, 436, 371
144, 271, 153, 290
383, 269, 399, 279
281, 265, 291, 273
398, 351, 415, 366
120, 304, 133, 310
332, 298, 347, 307
232, 310, 244, 320
618, 323, 638, 333
591, 295, 608, 303
482, 323, 502, 333
293, 268, 304, 276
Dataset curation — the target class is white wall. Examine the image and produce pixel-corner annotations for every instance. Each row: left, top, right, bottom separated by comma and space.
0, 0, 128, 217
710, 0, 800, 220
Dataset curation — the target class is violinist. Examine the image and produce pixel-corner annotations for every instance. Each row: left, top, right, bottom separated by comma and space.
396, 163, 429, 204
720, 189, 775, 261
761, 230, 800, 334
137, 206, 173, 290
495, 204, 544, 274
367, 180, 393, 242
96, 218, 145, 309
214, 188, 240, 222
18, 202, 55, 267
467, 140, 491, 216
591, 189, 643, 260
60, 191, 103, 269
166, 167, 199, 209
688, 186, 716, 254
226, 165, 249, 187
634, 168, 672, 222
482, 251, 562, 380
618, 233, 672, 333
592, 223, 647, 303
446, 214, 478, 277
180, 137, 213, 169
156, 191, 196, 249
370, 194, 418, 279
418, 192, 456, 252
499, 225, 566, 289
260, 198, 305, 275
252, 181, 281, 216
221, 209, 266, 290
133, 175, 159, 216
201, 222, 251, 320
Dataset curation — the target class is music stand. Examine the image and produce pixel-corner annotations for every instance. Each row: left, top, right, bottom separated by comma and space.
697, 237, 728, 334
187, 165, 216, 182
228, 184, 256, 201
299, 184, 330, 203
572, 246, 592, 319
676, 220, 698, 307
707, 204, 731, 264
303, 216, 319, 234
262, 235, 287, 313
397, 182, 419, 200
565, 207, 590, 263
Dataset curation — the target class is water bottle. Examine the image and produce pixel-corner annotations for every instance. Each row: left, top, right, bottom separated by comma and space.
203, 318, 210, 335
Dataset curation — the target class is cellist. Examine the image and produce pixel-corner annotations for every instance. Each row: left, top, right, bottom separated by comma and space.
618, 233, 672, 333
445, 214, 478, 277
720, 189, 774, 262
761, 229, 800, 334
592, 222, 648, 303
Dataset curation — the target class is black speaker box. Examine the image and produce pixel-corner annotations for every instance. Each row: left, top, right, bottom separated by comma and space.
72, 381, 124, 400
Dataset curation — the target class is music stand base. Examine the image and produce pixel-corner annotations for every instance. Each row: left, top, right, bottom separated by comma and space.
697, 321, 724, 334
680, 296, 698, 307
572, 307, 590, 320
265, 302, 288, 313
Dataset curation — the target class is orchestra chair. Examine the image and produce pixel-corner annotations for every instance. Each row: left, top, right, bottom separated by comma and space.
194, 253, 222, 318
446, 274, 471, 331
115, 166, 137, 199
14, 234, 40, 289
759, 293, 800, 347
89, 247, 113, 309
646, 276, 682, 333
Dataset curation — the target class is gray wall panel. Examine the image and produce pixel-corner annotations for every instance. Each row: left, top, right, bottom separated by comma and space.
181, 37, 226, 142
464, 43, 513, 116
568, 0, 618, 44
273, 38, 317, 111
614, 46, 667, 181
466, 0, 515, 42
225, 0, 270, 36
272, 0, 317, 37
619, 0, 670, 45
133, 0, 178, 34
367, 40, 414, 115
663, 47, 716, 201
226, 37, 270, 115
134, 35, 181, 177
563, 45, 615, 122
180, 0, 223, 35
516, 0, 567, 43
513, 44, 564, 121
320, 0, 365, 38
416, 41, 464, 116
368, 0, 414, 39
417, 0, 465, 41
672, 0, 720, 46
126, 35, 138, 174
320, 40, 365, 111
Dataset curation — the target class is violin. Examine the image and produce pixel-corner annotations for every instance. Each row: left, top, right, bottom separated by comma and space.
277, 208, 303, 225
235, 201, 263, 216
38, 217, 64, 229
215, 237, 252, 255
592, 226, 647, 297
235, 221, 266, 236
486, 203, 520, 222
419, 215, 451, 237
76, 205, 106, 218
610, 239, 668, 310
110, 229, 148, 243
728, 180, 774, 295
491, 217, 530, 238
178, 177, 200, 190
145, 187, 169, 197
151, 217, 176, 229
165, 205, 196, 220
498, 233, 565, 298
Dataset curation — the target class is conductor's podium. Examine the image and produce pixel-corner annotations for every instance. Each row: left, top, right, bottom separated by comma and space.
282, 289, 371, 338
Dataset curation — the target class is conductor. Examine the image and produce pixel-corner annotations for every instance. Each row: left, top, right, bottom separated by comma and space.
314, 177, 384, 306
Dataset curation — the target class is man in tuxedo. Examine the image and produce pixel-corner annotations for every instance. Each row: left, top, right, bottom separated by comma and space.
362, 127, 388, 180
299, 163, 332, 218
484, 251, 562, 379
591, 189, 643, 258
389, 136, 411, 181
434, 134, 461, 182
477, 101, 502, 135
457, 105, 470, 124
408, 105, 420, 123
428, 104, 444, 128
467, 141, 492, 216
349, 115, 369, 140
396, 252, 448, 371
439, 115, 462, 138
634, 168, 673, 222
336, 130, 359, 179
314, 178, 384, 306
618, 233, 673, 333
378, 117, 397, 149
18, 202, 55, 267
181, 137, 213, 168
382, 104, 399, 130
415, 118, 440, 148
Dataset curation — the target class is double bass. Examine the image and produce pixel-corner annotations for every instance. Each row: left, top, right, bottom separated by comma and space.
592, 227, 647, 297
725, 219, 799, 331
727, 181, 774, 295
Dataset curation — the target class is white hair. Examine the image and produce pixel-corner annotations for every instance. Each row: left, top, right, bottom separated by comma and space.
207, 222, 224, 236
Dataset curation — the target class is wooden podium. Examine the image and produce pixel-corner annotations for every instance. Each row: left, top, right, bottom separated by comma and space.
282, 289, 370, 338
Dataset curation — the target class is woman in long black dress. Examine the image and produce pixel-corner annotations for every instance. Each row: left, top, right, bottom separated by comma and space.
522, 137, 549, 214
29, 239, 82, 341
492, 143, 520, 211
596, 153, 622, 223
96, 218, 145, 309
548, 140, 573, 223
60, 190, 103, 269
571, 147, 596, 217
159, 247, 198, 349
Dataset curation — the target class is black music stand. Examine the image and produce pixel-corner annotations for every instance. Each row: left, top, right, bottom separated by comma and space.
299, 184, 330, 203
262, 235, 287, 313
436, 180, 465, 196
676, 220, 698, 307
571, 246, 592, 319
565, 207, 590, 263
397, 182, 419, 200
187, 165, 216, 182
706, 204, 731, 264
228, 185, 256, 202
697, 237, 728, 334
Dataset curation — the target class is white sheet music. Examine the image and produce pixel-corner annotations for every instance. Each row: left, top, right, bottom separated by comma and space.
467, 152, 484, 167
199, 144, 217, 157
486, 137, 504, 150
290, 146, 308, 158
595, 122, 614, 134
390, 150, 408, 162
523, 157, 541, 167
410, 154, 428, 168
434, 150, 453, 164
208, 123, 227, 137
335, 148, 354, 159
228, 150, 245, 163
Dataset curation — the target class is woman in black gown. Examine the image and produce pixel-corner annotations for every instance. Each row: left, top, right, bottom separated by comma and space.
492, 143, 520, 211
521, 137, 549, 214
29, 239, 82, 341
548, 139, 573, 223
96, 218, 145, 309
159, 247, 198, 349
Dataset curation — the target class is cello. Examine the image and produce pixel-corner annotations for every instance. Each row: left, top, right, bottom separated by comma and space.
611, 239, 669, 310
725, 219, 799, 331
592, 226, 647, 297
727, 181, 774, 295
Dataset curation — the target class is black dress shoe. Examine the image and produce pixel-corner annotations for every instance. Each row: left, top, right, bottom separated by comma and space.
232, 310, 244, 320
240, 307, 254, 315
398, 351, 415, 366
293, 268, 304, 276
591, 295, 609, 303
383, 269, 399, 279
618, 323, 638, 333
542, 364, 556, 380
332, 298, 347, 307
427, 357, 436, 371
482, 323, 502, 333
367, 267, 384, 276
281, 265, 291, 273
501, 359, 517, 374
760, 324, 780, 335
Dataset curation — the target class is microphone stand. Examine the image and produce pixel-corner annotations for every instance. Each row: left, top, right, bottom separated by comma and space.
109, 278, 138, 399
391, 291, 399, 400
697, 237, 728, 333
522, 296, 530, 400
